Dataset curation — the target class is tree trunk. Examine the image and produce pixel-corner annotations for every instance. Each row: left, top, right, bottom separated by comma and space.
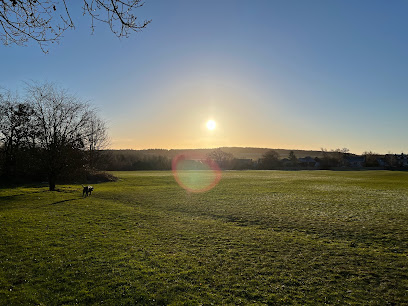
48, 174, 56, 191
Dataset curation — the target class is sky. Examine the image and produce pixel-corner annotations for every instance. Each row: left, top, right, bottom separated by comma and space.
1, 0, 408, 154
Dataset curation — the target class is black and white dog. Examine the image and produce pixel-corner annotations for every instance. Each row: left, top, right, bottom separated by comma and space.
82, 185, 94, 197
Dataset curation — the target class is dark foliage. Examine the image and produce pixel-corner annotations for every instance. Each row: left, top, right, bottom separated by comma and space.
98, 151, 171, 171
0, 83, 108, 189
258, 150, 281, 170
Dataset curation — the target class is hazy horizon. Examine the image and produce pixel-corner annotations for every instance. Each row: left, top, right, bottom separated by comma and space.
105, 146, 394, 156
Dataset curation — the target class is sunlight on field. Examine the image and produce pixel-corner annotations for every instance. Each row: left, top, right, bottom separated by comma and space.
1, 171, 408, 304
175, 171, 219, 192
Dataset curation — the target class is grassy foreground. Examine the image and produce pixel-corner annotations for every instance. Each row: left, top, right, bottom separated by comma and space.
0, 171, 407, 305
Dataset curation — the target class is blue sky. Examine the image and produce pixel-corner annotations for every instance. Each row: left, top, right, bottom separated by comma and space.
1, 0, 407, 154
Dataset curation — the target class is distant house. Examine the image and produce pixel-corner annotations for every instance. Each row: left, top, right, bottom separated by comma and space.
382, 153, 408, 168
344, 155, 365, 168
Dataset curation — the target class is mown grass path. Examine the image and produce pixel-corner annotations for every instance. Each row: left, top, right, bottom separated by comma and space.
1, 171, 407, 305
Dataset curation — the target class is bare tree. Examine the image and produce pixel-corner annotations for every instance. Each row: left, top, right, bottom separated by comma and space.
207, 148, 233, 169
0, 0, 151, 52
26, 82, 107, 190
362, 151, 379, 167
86, 111, 109, 168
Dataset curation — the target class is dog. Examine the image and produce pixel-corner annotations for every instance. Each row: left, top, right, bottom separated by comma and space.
82, 185, 94, 197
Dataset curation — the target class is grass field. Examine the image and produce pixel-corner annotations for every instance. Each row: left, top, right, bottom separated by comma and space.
1, 170, 407, 305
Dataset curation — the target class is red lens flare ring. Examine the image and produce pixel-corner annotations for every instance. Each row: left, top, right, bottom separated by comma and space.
172, 152, 222, 193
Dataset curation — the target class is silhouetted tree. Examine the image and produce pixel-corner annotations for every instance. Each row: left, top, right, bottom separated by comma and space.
334, 148, 350, 167
363, 151, 379, 167
384, 154, 398, 168
259, 150, 280, 169
207, 149, 233, 169
0, 0, 151, 52
319, 148, 350, 169
26, 82, 107, 190
320, 148, 331, 169
0, 91, 36, 179
288, 150, 297, 165
86, 113, 109, 169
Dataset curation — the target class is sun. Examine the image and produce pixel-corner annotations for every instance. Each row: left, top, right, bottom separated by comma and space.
206, 120, 216, 130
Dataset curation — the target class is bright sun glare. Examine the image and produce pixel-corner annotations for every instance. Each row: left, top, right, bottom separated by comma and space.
206, 120, 216, 130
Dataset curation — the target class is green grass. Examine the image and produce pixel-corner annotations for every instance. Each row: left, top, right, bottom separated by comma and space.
1, 171, 407, 305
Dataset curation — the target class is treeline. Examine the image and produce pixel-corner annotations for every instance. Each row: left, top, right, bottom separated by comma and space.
99, 151, 171, 171
109, 147, 328, 160
99, 148, 407, 171
0, 83, 109, 190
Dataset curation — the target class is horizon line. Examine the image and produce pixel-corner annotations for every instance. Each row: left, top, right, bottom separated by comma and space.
104, 146, 394, 155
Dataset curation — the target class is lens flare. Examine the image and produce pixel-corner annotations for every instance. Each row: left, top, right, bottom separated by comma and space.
172, 152, 221, 193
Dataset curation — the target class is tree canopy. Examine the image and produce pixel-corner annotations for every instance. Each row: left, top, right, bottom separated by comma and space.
259, 150, 280, 169
0, 83, 108, 190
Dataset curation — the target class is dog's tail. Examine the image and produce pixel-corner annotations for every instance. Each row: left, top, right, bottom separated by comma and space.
82, 184, 85, 188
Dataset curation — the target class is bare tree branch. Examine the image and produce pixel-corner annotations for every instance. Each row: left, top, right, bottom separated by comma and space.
0, 0, 151, 52
23, 82, 108, 190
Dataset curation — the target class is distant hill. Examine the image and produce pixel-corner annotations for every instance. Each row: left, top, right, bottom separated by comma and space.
105, 147, 327, 160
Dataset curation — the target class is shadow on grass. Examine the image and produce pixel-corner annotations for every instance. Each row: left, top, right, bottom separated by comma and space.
50, 198, 78, 205
0, 189, 49, 200
0, 195, 81, 211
